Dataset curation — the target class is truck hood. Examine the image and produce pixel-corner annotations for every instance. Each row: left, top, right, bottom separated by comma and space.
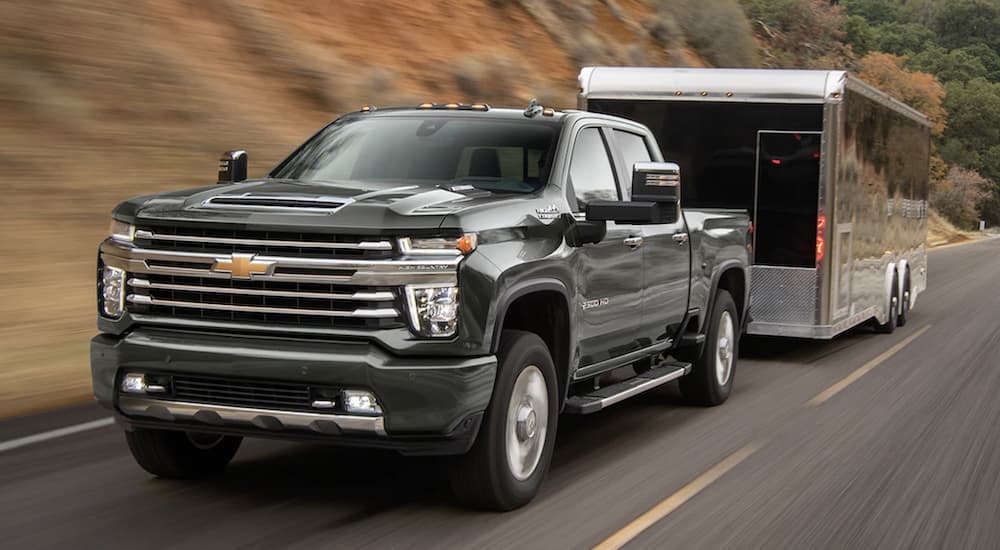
115, 178, 523, 234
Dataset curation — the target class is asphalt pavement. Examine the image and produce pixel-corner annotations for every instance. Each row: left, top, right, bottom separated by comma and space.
2, 238, 999, 549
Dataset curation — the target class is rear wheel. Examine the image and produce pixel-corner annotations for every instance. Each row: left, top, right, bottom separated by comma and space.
897, 271, 911, 327
875, 272, 899, 334
679, 289, 738, 406
125, 428, 242, 478
449, 330, 558, 511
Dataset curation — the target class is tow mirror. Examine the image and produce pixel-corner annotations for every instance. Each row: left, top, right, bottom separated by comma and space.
217, 150, 248, 184
630, 161, 680, 224
561, 213, 606, 247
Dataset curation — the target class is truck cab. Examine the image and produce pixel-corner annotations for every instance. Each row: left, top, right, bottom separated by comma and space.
92, 102, 750, 510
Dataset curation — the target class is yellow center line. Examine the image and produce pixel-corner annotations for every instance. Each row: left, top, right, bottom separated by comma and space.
807, 324, 932, 407
593, 441, 764, 550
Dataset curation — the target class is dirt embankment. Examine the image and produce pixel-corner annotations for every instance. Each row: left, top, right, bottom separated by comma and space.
0, 0, 691, 417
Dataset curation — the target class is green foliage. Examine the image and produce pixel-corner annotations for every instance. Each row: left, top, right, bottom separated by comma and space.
942, 78, 1000, 182
844, 15, 875, 56
657, 0, 760, 68
739, 0, 851, 68
934, 0, 1000, 52
867, 22, 936, 56
907, 46, 990, 83
841, 0, 905, 25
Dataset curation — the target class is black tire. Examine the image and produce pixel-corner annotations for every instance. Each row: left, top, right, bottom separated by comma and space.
679, 289, 738, 406
875, 272, 899, 334
449, 330, 559, 511
125, 428, 242, 479
897, 270, 911, 327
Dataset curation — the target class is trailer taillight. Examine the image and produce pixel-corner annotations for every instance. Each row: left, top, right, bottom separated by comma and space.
816, 214, 827, 264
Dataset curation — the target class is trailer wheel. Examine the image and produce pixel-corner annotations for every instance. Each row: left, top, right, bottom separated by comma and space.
897, 270, 911, 327
125, 428, 242, 478
875, 271, 899, 334
679, 289, 738, 406
449, 330, 558, 511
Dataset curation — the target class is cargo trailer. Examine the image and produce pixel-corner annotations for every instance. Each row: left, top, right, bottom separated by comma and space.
580, 67, 930, 338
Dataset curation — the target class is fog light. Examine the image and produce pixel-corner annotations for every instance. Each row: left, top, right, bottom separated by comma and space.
101, 265, 126, 318
121, 373, 146, 393
342, 390, 382, 415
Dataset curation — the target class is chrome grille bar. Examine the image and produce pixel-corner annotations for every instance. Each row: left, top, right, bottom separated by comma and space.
134, 229, 392, 251
128, 278, 394, 302
128, 294, 399, 319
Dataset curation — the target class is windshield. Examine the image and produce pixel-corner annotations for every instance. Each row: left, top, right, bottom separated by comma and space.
272, 115, 560, 194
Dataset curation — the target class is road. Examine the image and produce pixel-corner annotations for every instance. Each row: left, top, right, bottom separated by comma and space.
3, 238, 1000, 549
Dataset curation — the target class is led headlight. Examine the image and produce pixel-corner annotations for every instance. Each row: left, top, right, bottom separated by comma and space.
398, 234, 477, 256
405, 284, 459, 337
109, 218, 135, 244
101, 265, 126, 318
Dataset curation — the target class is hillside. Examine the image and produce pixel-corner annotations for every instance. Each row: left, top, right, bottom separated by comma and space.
0, 0, 708, 416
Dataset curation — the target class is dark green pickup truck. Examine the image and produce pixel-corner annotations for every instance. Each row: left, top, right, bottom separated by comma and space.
92, 102, 750, 510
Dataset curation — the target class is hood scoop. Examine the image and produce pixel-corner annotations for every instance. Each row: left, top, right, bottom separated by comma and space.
200, 193, 353, 212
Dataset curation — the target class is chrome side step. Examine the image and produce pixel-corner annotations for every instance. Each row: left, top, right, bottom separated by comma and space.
564, 362, 691, 415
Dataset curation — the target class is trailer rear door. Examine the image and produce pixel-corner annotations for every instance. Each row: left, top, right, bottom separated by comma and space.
753, 131, 822, 268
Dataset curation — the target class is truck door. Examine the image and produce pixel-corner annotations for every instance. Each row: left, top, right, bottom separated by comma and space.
609, 129, 690, 345
568, 126, 645, 367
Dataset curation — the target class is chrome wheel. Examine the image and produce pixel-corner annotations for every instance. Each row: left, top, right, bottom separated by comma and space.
715, 310, 735, 386
505, 365, 549, 481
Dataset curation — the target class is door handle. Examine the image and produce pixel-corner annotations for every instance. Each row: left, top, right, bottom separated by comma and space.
673, 232, 689, 245
624, 235, 643, 249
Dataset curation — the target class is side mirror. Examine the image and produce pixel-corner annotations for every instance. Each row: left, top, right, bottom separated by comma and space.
561, 213, 606, 247
217, 150, 248, 185
631, 161, 681, 224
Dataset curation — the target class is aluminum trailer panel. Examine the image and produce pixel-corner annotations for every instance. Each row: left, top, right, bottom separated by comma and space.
579, 67, 931, 339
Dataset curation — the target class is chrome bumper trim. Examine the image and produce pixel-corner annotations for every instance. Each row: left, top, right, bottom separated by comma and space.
127, 294, 399, 318
118, 396, 387, 436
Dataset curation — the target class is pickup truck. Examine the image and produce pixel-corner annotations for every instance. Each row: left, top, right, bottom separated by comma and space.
92, 101, 751, 510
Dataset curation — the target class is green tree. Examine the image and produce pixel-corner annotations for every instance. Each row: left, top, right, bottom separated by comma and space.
942, 78, 1000, 176
868, 21, 936, 56
907, 46, 990, 83
935, 0, 1000, 51
841, 0, 905, 25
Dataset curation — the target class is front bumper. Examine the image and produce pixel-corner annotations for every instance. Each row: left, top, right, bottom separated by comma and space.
91, 328, 496, 455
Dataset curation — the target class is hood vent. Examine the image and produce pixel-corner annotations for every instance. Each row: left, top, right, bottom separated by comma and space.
201, 193, 353, 212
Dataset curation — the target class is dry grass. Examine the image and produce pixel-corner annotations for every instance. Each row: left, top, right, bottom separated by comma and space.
0, 0, 684, 418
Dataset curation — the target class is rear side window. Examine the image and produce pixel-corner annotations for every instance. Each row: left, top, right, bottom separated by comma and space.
613, 130, 652, 199
569, 128, 619, 210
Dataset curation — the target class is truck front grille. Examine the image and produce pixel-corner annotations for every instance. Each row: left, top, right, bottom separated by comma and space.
168, 374, 334, 412
126, 274, 405, 329
134, 225, 394, 260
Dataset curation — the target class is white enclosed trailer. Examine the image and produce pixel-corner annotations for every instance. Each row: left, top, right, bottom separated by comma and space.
580, 67, 930, 338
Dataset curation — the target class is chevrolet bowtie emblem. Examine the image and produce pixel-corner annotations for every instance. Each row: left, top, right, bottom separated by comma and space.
212, 253, 275, 279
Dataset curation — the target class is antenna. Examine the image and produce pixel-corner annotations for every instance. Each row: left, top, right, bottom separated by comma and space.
523, 98, 543, 118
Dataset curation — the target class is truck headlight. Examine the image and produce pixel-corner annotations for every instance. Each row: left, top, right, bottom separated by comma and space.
109, 219, 134, 244
101, 265, 126, 318
398, 234, 477, 256
405, 284, 459, 337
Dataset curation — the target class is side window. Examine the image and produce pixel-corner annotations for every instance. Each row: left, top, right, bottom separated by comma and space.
569, 127, 619, 210
613, 130, 652, 200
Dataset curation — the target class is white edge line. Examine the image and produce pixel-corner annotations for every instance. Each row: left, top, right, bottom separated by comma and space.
0, 417, 115, 454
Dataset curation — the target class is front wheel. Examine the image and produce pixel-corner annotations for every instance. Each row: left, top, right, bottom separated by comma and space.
679, 289, 738, 406
125, 428, 242, 478
449, 330, 559, 511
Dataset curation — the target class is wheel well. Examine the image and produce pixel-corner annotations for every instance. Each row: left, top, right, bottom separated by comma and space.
501, 291, 570, 405
717, 267, 746, 321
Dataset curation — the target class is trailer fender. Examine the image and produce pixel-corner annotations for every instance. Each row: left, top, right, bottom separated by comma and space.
896, 259, 909, 310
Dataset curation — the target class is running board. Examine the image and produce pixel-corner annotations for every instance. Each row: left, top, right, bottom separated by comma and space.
564, 362, 692, 415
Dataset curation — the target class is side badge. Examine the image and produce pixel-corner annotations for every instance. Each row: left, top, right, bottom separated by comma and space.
535, 204, 560, 221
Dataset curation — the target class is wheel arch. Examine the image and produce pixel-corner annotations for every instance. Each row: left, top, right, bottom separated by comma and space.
491, 279, 573, 407
706, 261, 749, 332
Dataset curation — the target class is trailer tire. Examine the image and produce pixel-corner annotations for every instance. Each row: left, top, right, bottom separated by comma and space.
125, 428, 242, 478
449, 330, 558, 511
679, 289, 738, 406
897, 271, 911, 327
875, 272, 899, 334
